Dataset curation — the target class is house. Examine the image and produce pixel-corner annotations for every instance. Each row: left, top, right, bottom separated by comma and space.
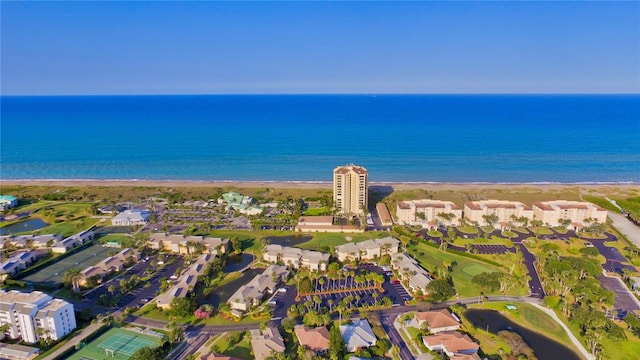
148, 233, 229, 255
294, 216, 364, 233
464, 200, 533, 229
250, 327, 286, 360
532, 200, 608, 229
262, 245, 330, 271
423, 331, 479, 357
294, 325, 330, 353
111, 209, 150, 226
156, 254, 212, 310
0, 343, 40, 360
414, 309, 461, 333
376, 202, 394, 227
396, 200, 462, 229
0, 290, 76, 343
335, 237, 400, 262
228, 265, 289, 312
390, 253, 432, 294
339, 319, 377, 352
0, 195, 18, 211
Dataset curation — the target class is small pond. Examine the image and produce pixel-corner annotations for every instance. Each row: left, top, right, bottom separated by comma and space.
202, 267, 264, 308
225, 253, 255, 272
0, 218, 50, 235
464, 308, 581, 360
264, 235, 313, 247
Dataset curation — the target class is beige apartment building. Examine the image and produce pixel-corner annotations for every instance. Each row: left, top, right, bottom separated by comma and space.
396, 200, 462, 228
532, 200, 607, 228
333, 164, 368, 215
463, 200, 533, 229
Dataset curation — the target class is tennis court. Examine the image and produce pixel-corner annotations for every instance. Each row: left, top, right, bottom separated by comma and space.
68, 327, 164, 360
21, 245, 114, 286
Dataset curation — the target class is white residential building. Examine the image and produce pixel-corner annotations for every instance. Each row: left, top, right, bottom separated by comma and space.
262, 245, 330, 271
396, 200, 462, 228
148, 233, 229, 255
156, 254, 213, 310
0, 252, 38, 281
0, 290, 76, 343
333, 164, 368, 216
463, 200, 533, 229
51, 229, 95, 254
391, 253, 432, 294
0, 195, 18, 211
334, 237, 400, 262
229, 265, 289, 312
0, 234, 62, 249
111, 209, 150, 226
339, 319, 377, 352
532, 200, 608, 229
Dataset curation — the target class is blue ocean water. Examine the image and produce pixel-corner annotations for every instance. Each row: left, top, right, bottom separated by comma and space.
1, 95, 639, 183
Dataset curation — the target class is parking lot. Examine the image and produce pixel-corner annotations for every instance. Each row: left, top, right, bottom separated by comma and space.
294, 264, 412, 308
472, 244, 510, 254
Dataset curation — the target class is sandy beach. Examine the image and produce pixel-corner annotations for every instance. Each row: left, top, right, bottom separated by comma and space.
2, 179, 638, 194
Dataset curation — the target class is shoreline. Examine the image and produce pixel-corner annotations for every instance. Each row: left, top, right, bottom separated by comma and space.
2, 179, 638, 192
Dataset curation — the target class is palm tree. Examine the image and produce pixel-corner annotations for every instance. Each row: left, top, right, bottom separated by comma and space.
372, 291, 379, 307
63, 268, 84, 292
108, 285, 116, 296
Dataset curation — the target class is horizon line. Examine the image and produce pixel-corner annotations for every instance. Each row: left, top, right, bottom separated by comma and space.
2, 92, 639, 97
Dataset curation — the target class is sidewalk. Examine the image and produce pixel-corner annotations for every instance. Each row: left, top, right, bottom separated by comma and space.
41, 322, 104, 360
530, 303, 594, 360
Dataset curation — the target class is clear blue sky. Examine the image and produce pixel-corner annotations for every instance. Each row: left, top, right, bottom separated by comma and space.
2, 1, 638, 95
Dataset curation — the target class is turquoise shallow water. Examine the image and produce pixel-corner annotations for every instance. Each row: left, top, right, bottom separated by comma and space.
1, 95, 639, 183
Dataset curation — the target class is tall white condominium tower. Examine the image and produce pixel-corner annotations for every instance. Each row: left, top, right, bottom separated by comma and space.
333, 164, 368, 215
0, 290, 77, 343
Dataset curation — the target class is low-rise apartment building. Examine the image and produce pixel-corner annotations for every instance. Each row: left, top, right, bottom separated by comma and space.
0, 290, 76, 343
376, 202, 394, 227
148, 233, 229, 255
391, 253, 432, 294
80, 248, 139, 286
263, 245, 330, 271
334, 237, 400, 262
156, 253, 212, 310
294, 216, 364, 233
51, 229, 95, 254
229, 265, 289, 312
464, 200, 533, 229
532, 200, 608, 228
396, 200, 462, 228
0, 195, 18, 211
0, 234, 62, 250
0, 251, 38, 281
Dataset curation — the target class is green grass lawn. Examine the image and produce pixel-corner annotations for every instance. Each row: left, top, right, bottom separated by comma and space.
303, 207, 329, 216
457, 226, 479, 234
408, 242, 528, 297
214, 331, 253, 360
297, 231, 390, 251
